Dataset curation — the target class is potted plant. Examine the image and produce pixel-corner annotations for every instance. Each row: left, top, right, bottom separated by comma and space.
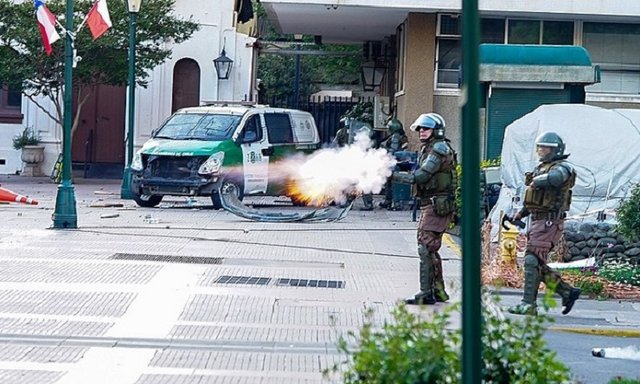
12, 127, 45, 176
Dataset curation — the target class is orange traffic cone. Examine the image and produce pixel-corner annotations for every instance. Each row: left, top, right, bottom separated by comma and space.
0, 186, 38, 205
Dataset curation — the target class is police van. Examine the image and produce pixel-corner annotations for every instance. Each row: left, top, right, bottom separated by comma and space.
130, 104, 320, 208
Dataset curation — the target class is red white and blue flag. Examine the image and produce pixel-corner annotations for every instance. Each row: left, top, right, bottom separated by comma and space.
34, 0, 60, 56
86, 0, 112, 40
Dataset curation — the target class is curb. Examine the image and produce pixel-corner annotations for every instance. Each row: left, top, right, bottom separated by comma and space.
442, 233, 461, 256
549, 326, 640, 338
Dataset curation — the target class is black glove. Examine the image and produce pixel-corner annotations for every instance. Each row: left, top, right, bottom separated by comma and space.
502, 214, 526, 230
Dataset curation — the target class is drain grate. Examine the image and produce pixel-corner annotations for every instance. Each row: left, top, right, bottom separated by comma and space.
214, 275, 272, 285
111, 253, 223, 265
276, 278, 345, 289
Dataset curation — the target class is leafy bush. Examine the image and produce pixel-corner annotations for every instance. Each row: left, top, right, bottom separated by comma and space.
326, 294, 571, 383
609, 378, 640, 384
616, 183, 640, 241
599, 260, 640, 287
563, 268, 607, 298
12, 127, 40, 150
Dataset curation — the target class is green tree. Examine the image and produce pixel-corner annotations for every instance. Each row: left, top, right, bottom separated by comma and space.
616, 183, 640, 241
255, 2, 361, 101
0, 0, 198, 137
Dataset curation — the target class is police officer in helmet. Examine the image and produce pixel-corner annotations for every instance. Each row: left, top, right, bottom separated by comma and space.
393, 113, 457, 304
380, 118, 408, 209
506, 131, 581, 315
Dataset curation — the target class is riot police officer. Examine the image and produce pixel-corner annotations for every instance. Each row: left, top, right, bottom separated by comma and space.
332, 117, 350, 147
393, 113, 457, 304
380, 118, 409, 209
506, 131, 581, 315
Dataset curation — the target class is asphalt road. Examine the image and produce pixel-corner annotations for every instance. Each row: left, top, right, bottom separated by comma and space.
545, 331, 640, 383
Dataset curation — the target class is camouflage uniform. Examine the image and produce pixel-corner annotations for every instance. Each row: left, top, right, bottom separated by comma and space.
394, 113, 457, 305
332, 126, 349, 147
380, 119, 408, 209
508, 132, 581, 316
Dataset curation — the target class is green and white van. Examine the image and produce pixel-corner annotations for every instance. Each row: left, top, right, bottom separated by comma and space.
130, 104, 320, 208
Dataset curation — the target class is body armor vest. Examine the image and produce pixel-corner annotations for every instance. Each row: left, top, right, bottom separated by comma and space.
523, 160, 576, 214
415, 140, 458, 200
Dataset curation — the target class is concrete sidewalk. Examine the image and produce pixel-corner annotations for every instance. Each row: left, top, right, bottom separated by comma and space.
1, 175, 638, 383
0, 176, 463, 384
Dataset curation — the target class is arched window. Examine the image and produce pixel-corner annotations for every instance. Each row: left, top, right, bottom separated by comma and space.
172, 58, 201, 113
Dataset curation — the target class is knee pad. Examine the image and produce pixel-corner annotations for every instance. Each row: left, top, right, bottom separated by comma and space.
524, 253, 539, 268
418, 244, 430, 258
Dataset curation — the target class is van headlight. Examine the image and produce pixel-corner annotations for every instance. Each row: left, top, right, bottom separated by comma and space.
199, 152, 225, 175
131, 151, 144, 171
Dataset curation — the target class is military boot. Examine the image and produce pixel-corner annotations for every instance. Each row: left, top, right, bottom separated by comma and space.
508, 254, 540, 316
405, 246, 436, 305
561, 288, 581, 315
433, 253, 449, 302
404, 290, 436, 305
360, 194, 374, 211
507, 303, 538, 315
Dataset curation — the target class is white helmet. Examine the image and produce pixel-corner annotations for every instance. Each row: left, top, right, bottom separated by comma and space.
410, 113, 446, 139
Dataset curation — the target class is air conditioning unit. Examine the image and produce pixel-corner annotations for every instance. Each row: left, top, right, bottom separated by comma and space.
373, 95, 391, 130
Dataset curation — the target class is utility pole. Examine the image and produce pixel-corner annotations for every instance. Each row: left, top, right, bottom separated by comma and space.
293, 44, 301, 108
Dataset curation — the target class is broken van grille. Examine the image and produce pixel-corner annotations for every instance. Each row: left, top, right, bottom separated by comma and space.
146, 155, 208, 179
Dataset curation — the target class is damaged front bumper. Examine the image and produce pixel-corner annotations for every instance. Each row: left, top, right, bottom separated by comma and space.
131, 173, 220, 197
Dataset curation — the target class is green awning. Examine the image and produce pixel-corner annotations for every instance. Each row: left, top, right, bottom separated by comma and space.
480, 44, 592, 66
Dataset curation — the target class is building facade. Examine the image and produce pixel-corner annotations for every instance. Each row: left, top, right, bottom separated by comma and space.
262, 0, 640, 156
0, 0, 258, 176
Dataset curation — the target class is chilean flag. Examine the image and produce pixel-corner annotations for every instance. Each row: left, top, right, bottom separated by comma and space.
34, 0, 60, 56
86, 0, 112, 40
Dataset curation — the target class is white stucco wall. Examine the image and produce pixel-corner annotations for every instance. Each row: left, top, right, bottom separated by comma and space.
0, 0, 256, 175
135, 0, 257, 147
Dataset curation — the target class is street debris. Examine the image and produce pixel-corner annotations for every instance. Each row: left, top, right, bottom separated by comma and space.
591, 346, 640, 361
220, 186, 352, 223
143, 214, 160, 224
93, 191, 119, 196
89, 202, 124, 208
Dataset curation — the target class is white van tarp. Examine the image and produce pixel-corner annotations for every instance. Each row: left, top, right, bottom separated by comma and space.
491, 104, 640, 226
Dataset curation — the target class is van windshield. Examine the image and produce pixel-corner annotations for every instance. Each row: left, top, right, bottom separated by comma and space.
154, 113, 241, 141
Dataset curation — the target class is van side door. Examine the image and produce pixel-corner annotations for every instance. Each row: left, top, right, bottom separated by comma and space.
239, 113, 270, 194
263, 112, 297, 194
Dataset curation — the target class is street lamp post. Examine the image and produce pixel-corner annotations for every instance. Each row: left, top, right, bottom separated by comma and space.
52, 0, 78, 229
213, 47, 234, 80
120, 0, 143, 199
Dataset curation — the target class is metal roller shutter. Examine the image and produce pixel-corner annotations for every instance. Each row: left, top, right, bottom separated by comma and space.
485, 88, 571, 160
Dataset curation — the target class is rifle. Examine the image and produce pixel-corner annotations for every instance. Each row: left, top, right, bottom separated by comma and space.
501, 214, 526, 230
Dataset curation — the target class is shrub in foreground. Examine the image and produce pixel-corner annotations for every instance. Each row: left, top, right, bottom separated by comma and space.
326, 294, 571, 383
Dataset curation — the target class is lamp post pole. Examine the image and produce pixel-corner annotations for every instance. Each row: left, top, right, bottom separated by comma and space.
52, 0, 77, 229
120, 0, 142, 199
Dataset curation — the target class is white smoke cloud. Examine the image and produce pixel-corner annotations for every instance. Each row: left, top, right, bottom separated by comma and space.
282, 131, 398, 205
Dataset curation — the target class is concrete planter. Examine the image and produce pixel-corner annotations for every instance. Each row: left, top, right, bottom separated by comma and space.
20, 145, 45, 177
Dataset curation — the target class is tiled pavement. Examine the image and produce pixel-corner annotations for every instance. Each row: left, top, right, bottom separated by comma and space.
0, 176, 462, 384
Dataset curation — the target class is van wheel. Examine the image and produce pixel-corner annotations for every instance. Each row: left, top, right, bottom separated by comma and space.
289, 195, 309, 207
133, 193, 163, 208
211, 179, 244, 209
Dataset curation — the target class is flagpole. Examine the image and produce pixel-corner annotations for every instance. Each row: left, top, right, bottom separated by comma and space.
52, 0, 78, 228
